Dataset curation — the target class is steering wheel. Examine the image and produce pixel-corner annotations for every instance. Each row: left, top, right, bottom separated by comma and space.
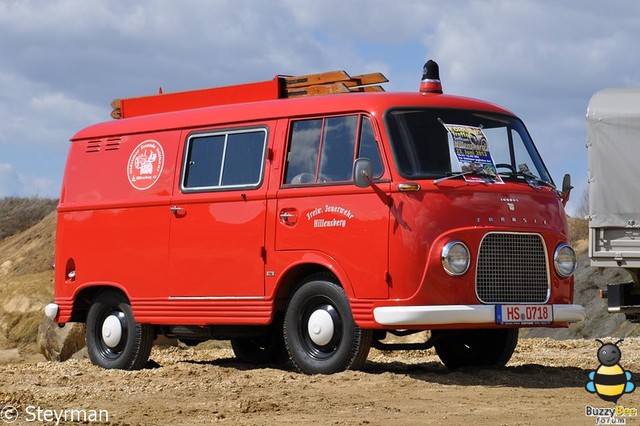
495, 163, 515, 173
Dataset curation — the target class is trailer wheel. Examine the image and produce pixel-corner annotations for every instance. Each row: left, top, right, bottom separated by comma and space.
231, 317, 286, 365
86, 291, 153, 370
284, 274, 372, 374
433, 328, 518, 369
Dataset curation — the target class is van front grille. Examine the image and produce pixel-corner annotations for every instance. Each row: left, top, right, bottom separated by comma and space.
476, 233, 549, 304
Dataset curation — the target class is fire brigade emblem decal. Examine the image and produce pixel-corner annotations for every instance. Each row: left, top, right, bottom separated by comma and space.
127, 140, 165, 190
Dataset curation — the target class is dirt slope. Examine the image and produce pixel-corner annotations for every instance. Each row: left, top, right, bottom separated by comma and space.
0, 211, 55, 355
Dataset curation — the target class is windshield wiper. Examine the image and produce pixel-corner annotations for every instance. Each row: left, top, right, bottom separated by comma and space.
503, 171, 556, 190
434, 170, 498, 185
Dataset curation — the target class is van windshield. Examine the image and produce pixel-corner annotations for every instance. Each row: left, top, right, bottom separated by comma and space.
385, 109, 552, 185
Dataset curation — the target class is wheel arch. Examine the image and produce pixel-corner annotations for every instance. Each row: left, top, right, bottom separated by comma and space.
69, 283, 132, 323
272, 257, 355, 310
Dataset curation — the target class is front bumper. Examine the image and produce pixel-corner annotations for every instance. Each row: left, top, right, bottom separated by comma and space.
373, 304, 585, 326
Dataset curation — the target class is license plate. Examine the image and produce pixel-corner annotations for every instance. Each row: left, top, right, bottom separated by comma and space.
495, 304, 553, 324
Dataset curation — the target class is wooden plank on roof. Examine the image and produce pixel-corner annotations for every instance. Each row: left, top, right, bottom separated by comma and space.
343, 73, 389, 88
286, 82, 351, 98
348, 85, 385, 93
110, 99, 122, 119
284, 70, 351, 88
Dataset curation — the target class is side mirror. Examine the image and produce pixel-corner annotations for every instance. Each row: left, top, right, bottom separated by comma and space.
561, 173, 573, 206
562, 174, 572, 193
353, 158, 373, 188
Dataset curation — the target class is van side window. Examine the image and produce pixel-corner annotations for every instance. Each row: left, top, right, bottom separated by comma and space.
285, 115, 384, 185
183, 128, 267, 191
358, 116, 384, 179
319, 116, 358, 181
284, 119, 322, 184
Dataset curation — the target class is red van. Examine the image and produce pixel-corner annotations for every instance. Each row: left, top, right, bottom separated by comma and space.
45, 61, 584, 374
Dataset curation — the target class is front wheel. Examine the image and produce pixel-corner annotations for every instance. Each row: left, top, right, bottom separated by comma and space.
433, 328, 518, 369
86, 291, 153, 370
284, 274, 372, 374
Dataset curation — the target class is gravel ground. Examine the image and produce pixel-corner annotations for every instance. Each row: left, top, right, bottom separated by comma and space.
2, 337, 640, 425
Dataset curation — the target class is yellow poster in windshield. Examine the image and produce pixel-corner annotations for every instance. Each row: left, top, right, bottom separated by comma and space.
442, 123, 503, 184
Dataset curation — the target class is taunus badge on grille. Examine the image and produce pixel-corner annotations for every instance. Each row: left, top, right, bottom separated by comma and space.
475, 197, 547, 225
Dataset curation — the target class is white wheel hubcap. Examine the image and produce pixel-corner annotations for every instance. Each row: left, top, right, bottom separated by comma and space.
102, 314, 123, 348
307, 309, 334, 346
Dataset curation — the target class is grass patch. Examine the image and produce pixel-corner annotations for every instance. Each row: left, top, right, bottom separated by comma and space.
0, 197, 57, 240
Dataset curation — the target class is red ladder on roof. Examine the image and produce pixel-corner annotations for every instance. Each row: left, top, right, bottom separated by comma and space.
110, 70, 388, 119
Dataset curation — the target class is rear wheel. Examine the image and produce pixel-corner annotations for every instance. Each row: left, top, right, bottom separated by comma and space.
284, 274, 372, 374
86, 291, 153, 370
433, 328, 518, 369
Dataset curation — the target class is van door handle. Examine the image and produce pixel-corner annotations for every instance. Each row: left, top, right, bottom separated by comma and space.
170, 206, 186, 217
279, 209, 298, 225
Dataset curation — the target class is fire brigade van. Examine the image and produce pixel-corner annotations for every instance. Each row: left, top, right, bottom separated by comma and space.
45, 60, 584, 374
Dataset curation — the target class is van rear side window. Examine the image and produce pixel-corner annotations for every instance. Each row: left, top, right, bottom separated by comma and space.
182, 128, 267, 191
284, 115, 383, 185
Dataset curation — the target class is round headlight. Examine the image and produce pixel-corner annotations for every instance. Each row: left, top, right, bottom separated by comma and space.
442, 241, 470, 276
554, 243, 577, 277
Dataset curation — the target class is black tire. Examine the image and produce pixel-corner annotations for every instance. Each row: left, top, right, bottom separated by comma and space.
86, 291, 153, 370
284, 274, 372, 374
433, 328, 519, 369
231, 316, 287, 365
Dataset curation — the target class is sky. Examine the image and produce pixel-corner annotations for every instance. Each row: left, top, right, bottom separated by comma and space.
1, 0, 639, 216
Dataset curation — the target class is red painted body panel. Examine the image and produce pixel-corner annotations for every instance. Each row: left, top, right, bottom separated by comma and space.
53, 90, 578, 330
274, 184, 391, 299
385, 181, 571, 305
168, 193, 268, 297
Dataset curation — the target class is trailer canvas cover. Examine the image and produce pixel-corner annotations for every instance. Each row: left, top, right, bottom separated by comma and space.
588, 88, 640, 228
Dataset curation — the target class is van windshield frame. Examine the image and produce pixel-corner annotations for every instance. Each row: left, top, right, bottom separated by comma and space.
384, 108, 553, 185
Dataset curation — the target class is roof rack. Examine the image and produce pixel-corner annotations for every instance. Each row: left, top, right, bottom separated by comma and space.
110, 70, 388, 119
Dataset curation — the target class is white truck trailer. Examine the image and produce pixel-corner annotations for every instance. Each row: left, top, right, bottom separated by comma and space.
588, 88, 640, 321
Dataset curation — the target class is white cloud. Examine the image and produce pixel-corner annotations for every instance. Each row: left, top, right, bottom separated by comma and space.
426, 1, 640, 100
0, 164, 20, 197
0, 163, 57, 198
17, 174, 58, 198
0, 71, 104, 148
279, 0, 437, 44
